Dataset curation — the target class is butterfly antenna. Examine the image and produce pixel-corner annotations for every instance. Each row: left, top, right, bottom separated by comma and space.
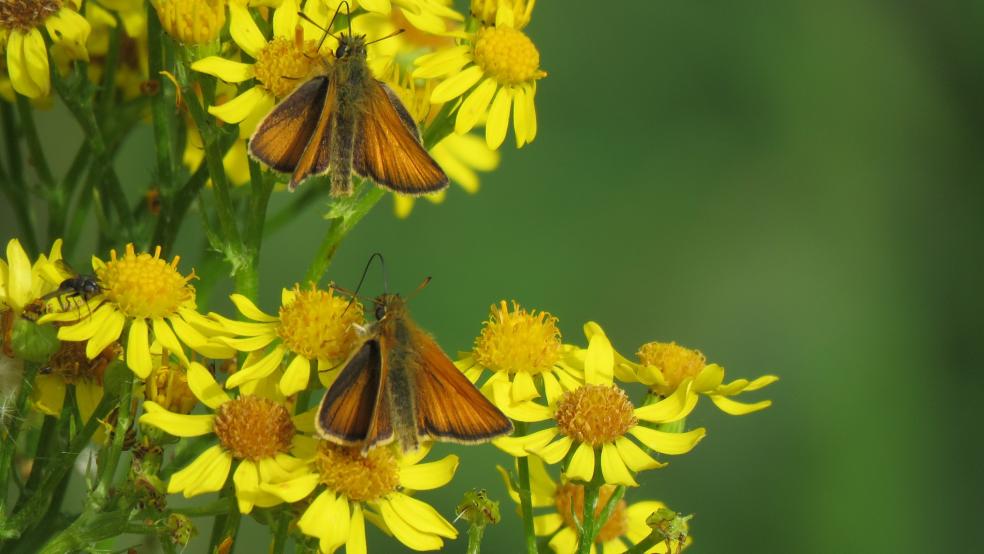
365, 28, 405, 46
298, 11, 339, 51
342, 253, 387, 317
404, 276, 431, 303
344, 0, 353, 37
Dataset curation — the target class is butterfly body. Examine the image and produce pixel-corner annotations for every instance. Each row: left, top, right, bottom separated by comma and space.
249, 33, 449, 196
316, 293, 513, 454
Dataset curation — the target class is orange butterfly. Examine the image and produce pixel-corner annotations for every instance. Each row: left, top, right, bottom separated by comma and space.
249, 5, 448, 196
316, 292, 513, 454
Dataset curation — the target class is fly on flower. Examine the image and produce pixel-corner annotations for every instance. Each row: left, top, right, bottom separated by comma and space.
249, 2, 449, 196
316, 258, 512, 454
41, 260, 103, 319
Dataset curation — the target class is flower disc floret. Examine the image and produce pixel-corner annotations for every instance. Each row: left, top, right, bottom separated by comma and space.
98, 245, 195, 320
213, 396, 295, 461
555, 483, 628, 543
153, 0, 225, 45
554, 384, 638, 446
276, 285, 363, 362
473, 26, 544, 85
473, 300, 561, 374
637, 341, 706, 396
314, 442, 400, 502
0, 0, 61, 30
253, 37, 321, 98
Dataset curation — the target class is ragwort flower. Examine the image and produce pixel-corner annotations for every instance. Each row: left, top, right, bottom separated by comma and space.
585, 323, 778, 416
458, 300, 582, 422
294, 436, 459, 553
0, 0, 90, 98
139, 363, 317, 513
212, 284, 364, 396
152, 0, 226, 45
498, 456, 689, 553
496, 330, 705, 487
39, 244, 233, 379
0, 238, 63, 321
414, 2, 545, 149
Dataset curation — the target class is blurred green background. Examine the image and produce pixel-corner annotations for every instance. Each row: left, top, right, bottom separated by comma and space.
4, 0, 984, 552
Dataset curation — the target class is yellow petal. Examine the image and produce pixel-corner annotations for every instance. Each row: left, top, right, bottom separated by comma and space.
709, 394, 772, 415
45, 8, 91, 61
140, 401, 214, 436
233, 459, 261, 513
399, 454, 458, 491
31, 375, 66, 416
565, 442, 595, 482
549, 527, 578, 554
492, 427, 558, 458
430, 65, 484, 103
5, 239, 32, 310
614, 437, 665, 472
272, 0, 300, 38
85, 308, 125, 359
215, 334, 277, 352
512, 85, 530, 147
229, 293, 278, 322
9, 30, 50, 98
153, 318, 189, 365
744, 374, 780, 392
191, 56, 254, 83
485, 86, 513, 149
454, 77, 497, 134
297, 490, 336, 539
381, 494, 457, 543
528, 435, 573, 464
187, 362, 231, 409
76, 381, 103, 422
634, 381, 697, 424
168, 445, 231, 496
694, 364, 724, 392
229, 3, 267, 58
346, 504, 368, 554
528, 456, 558, 505
225, 345, 286, 388
260, 472, 319, 503
600, 443, 638, 487
511, 371, 539, 403
414, 45, 471, 76
628, 426, 706, 456
126, 318, 151, 378
56, 304, 112, 341
208, 86, 273, 125
279, 354, 310, 396
534, 513, 564, 536
584, 331, 615, 385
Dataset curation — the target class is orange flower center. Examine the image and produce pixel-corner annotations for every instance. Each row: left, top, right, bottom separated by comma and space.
0, 0, 61, 31
213, 396, 295, 461
637, 341, 706, 395
314, 442, 400, 502
555, 483, 628, 543
554, 384, 637, 446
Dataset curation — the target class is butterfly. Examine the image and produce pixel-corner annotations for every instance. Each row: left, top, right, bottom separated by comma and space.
316, 292, 513, 454
248, 5, 449, 197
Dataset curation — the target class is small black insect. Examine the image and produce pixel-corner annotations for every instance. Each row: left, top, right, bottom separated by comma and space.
41, 261, 104, 318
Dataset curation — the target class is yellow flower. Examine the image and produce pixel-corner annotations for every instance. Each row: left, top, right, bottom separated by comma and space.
85, 1, 149, 101
413, 3, 545, 149
471, 0, 535, 30
352, 0, 464, 35
498, 457, 690, 553
294, 436, 459, 553
32, 339, 120, 419
39, 244, 233, 379
495, 331, 705, 487
584, 323, 779, 416
192, 0, 330, 135
211, 284, 364, 396
152, 0, 226, 45
0, 0, 91, 98
0, 238, 63, 318
183, 123, 252, 187
139, 363, 318, 513
458, 300, 583, 422
145, 353, 199, 415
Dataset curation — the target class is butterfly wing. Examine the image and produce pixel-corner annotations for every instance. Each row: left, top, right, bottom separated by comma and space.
353, 81, 449, 195
248, 76, 332, 184
408, 327, 514, 443
316, 338, 384, 445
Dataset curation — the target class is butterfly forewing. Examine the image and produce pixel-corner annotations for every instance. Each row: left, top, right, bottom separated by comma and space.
290, 79, 337, 189
408, 327, 514, 443
353, 81, 449, 194
249, 76, 331, 174
316, 339, 384, 445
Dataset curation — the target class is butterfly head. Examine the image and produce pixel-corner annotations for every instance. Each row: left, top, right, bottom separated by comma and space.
373, 293, 405, 321
335, 33, 367, 60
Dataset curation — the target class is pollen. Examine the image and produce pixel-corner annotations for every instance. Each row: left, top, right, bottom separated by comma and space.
212, 396, 295, 461
554, 384, 637, 446
153, 0, 226, 45
253, 36, 321, 99
97, 245, 196, 320
555, 483, 628, 543
277, 284, 363, 364
473, 301, 561, 375
637, 341, 706, 396
46, 340, 121, 385
0, 0, 61, 31
147, 363, 198, 414
313, 442, 400, 502
472, 26, 546, 86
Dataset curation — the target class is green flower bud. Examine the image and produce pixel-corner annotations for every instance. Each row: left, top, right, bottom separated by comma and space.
10, 318, 59, 363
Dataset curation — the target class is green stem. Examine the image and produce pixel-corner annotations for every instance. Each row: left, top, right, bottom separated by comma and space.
92, 371, 134, 510
575, 452, 604, 554
513, 422, 538, 554
15, 94, 56, 188
95, 17, 123, 119
237, 158, 276, 300
0, 388, 119, 539
0, 362, 39, 520
147, 4, 175, 198
172, 497, 236, 518
623, 531, 666, 554
466, 523, 487, 554
207, 482, 241, 553
303, 185, 386, 285
270, 511, 290, 554
0, 101, 39, 254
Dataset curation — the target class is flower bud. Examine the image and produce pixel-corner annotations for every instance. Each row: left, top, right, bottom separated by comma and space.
10, 318, 59, 363
153, 0, 226, 45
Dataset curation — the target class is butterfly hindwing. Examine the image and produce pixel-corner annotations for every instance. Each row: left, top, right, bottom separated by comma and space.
408, 327, 514, 443
316, 339, 383, 445
249, 76, 331, 174
353, 81, 449, 195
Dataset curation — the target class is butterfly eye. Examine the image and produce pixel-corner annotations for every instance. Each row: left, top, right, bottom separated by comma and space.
336, 43, 348, 57
374, 303, 386, 321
